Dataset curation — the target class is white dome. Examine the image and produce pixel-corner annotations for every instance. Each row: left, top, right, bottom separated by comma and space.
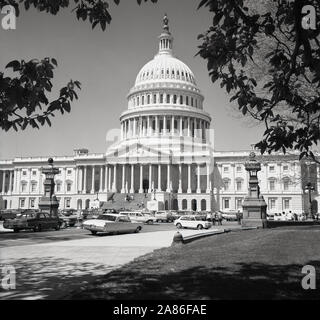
135, 53, 197, 87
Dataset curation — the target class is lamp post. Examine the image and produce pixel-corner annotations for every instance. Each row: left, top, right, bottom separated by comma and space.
304, 182, 315, 220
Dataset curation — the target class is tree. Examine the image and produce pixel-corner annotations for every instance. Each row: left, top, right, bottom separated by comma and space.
197, 0, 320, 162
0, 0, 157, 132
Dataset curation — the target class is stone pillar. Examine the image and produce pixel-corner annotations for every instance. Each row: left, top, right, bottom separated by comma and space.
91, 166, 95, 194
163, 115, 167, 135
62, 167, 66, 193
74, 167, 78, 194
130, 164, 134, 193
28, 168, 32, 194
139, 117, 142, 137
121, 122, 124, 140
188, 117, 191, 137
39, 170, 43, 194
104, 165, 108, 192
147, 116, 151, 136
158, 164, 162, 191
113, 165, 117, 192
187, 164, 191, 193
206, 163, 210, 193
83, 166, 87, 194
99, 166, 103, 192
13, 169, 17, 193
108, 166, 112, 191
17, 169, 21, 194
8, 170, 13, 194
172, 115, 175, 136
139, 164, 143, 193
180, 117, 183, 136
166, 163, 171, 192
148, 164, 152, 193
121, 165, 126, 193
155, 116, 159, 135
197, 164, 201, 193
178, 164, 182, 193
2, 170, 6, 194
133, 118, 136, 137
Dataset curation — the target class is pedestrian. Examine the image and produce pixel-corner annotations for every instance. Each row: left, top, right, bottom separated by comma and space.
236, 210, 241, 225
217, 211, 223, 225
206, 211, 213, 223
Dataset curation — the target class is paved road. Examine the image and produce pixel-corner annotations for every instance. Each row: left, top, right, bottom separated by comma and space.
0, 223, 177, 248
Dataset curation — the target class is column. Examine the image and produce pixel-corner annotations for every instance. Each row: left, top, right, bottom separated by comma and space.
39, 169, 43, 194
166, 163, 171, 192
83, 166, 87, 194
99, 166, 103, 192
155, 116, 159, 135
91, 166, 95, 194
8, 170, 13, 195
130, 164, 134, 193
148, 164, 152, 193
13, 169, 17, 193
62, 167, 66, 194
113, 164, 117, 192
74, 167, 78, 194
17, 169, 21, 194
2, 170, 6, 194
187, 164, 191, 193
188, 117, 191, 137
197, 164, 201, 193
180, 117, 183, 137
163, 115, 167, 135
147, 116, 151, 136
206, 163, 211, 193
78, 166, 83, 193
139, 117, 142, 137
108, 166, 112, 191
28, 168, 32, 194
121, 164, 126, 193
133, 118, 136, 137
104, 165, 108, 192
158, 164, 162, 191
171, 115, 175, 136
121, 122, 124, 140
139, 164, 143, 193
178, 164, 182, 193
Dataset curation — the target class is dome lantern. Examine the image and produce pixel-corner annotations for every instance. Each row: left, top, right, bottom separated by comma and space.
158, 14, 173, 55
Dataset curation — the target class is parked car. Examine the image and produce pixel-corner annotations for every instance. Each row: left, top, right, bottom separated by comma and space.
119, 211, 156, 224
273, 212, 287, 221
0, 210, 17, 221
154, 211, 174, 222
174, 215, 212, 230
266, 213, 274, 220
82, 214, 143, 235
221, 211, 238, 221
3, 211, 61, 232
58, 211, 78, 227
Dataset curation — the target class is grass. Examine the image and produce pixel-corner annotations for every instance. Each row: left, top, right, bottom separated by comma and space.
65, 227, 320, 300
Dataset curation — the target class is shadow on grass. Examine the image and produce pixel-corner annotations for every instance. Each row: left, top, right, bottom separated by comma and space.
67, 260, 320, 300
0, 257, 120, 300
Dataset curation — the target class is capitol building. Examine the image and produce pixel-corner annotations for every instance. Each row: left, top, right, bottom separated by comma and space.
0, 16, 319, 214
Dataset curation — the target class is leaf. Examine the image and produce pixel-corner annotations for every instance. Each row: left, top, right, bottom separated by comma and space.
6, 60, 20, 71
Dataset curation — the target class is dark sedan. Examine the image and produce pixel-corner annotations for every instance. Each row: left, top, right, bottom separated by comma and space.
3, 211, 61, 232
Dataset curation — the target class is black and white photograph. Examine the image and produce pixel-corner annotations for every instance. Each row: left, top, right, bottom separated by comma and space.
1, 0, 320, 307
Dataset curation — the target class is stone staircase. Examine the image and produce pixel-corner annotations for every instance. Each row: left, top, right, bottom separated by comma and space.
101, 193, 152, 211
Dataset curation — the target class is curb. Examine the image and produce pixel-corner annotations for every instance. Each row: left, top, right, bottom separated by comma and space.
172, 226, 258, 245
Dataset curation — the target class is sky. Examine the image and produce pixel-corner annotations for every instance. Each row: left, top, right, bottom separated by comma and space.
0, 0, 264, 160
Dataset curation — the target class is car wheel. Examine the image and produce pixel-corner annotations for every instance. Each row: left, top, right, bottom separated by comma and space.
135, 226, 142, 233
197, 224, 203, 230
176, 223, 182, 229
147, 220, 153, 225
91, 230, 97, 235
55, 224, 60, 231
13, 228, 19, 233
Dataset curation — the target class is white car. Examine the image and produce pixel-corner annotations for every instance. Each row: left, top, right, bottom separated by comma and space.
82, 214, 143, 235
119, 211, 156, 224
174, 215, 212, 230
273, 212, 287, 221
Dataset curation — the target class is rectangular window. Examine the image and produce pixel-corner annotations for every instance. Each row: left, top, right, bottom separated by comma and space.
269, 166, 275, 172
269, 198, 276, 209
236, 198, 243, 210
21, 183, 27, 192
283, 165, 288, 171
269, 180, 275, 191
56, 183, 61, 192
31, 183, 36, 193
30, 198, 35, 208
224, 199, 230, 209
224, 180, 229, 191
283, 180, 289, 191
67, 169, 72, 175
32, 170, 37, 176
236, 181, 242, 191
283, 198, 290, 210
65, 198, 71, 208
19, 198, 25, 208
22, 170, 27, 176
236, 166, 242, 172
223, 166, 229, 173
67, 183, 72, 192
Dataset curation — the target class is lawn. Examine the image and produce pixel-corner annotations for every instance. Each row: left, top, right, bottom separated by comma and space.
65, 227, 320, 299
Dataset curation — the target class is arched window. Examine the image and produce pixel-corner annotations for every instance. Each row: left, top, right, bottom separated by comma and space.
283, 177, 291, 191
166, 94, 170, 104
186, 96, 189, 106
191, 97, 194, 106
235, 178, 243, 191
180, 95, 183, 104
153, 94, 157, 104
182, 199, 188, 210
223, 178, 230, 191
141, 96, 144, 105
137, 97, 140, 106
147, 95, 150, 104
173, 95, 177, 104
160, 94, 163, 103
201, 199, 207, 211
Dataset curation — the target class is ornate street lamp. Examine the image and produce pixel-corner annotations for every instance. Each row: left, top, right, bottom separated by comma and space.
304, 182, 315, 220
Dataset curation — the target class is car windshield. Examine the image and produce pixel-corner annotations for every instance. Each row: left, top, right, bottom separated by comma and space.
97, 214, 117, 221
